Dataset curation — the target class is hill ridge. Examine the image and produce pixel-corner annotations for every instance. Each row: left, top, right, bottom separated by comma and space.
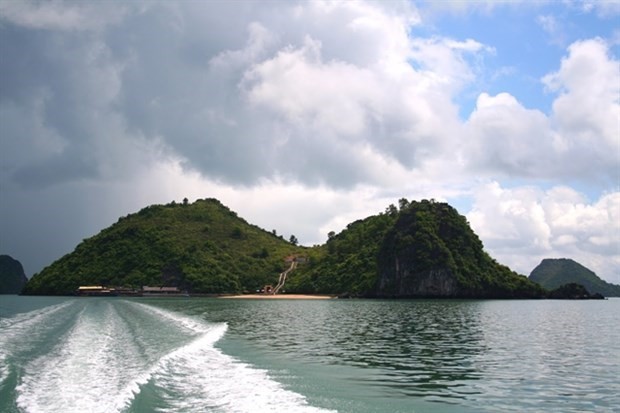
529, 258, 620, 297
24, 198, 546, 298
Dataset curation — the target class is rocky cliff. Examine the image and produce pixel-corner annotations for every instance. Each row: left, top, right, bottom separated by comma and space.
288, 199, 546, 298
374, 200, 545, 298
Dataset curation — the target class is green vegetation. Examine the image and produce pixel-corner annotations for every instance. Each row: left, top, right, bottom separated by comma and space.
286, 208, 397, 295
548, 282, 604, 299
0, 255, 28, 294
529, 258, 620, 297
23, 199, 304, 295
375, 200, 544, 298
287, 199, 545, 298
24, 197, 547, 298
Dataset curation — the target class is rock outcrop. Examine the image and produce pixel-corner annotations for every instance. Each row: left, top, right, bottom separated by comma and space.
376, 265, 458, 297
373, 201, 545, 298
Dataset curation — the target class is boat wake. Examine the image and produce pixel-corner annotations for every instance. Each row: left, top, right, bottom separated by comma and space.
7, 300, 335, 413
0, 301, 75, 389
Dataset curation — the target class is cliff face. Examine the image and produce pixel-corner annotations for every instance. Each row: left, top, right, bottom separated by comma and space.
0, 255, 28, 294
376, 264, 458, 297
374, 201, 545, 298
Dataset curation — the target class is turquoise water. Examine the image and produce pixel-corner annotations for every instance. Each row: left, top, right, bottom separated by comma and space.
1, 296, 618, 412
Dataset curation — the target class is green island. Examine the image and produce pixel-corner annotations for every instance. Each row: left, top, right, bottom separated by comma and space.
21, 198, 608, 299
529, 258, 620, 297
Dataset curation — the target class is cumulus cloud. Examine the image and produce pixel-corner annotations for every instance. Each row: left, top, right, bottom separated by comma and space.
1, 0, 478, 190
1, 0, 618, 285
468, 182, 620, 284
463, 38, 619, 185
543, 38, 620, 181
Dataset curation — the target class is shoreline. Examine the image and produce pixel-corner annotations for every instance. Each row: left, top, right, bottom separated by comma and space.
219, 293, 337, 300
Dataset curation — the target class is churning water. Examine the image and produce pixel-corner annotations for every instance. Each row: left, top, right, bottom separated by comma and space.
1, 296, 618, 413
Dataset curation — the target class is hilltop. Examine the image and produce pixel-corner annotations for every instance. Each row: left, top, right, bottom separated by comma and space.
23, 199, 304, 295
288, 199, 545, 298
0, 255, 28, 294
529, 258, 620, 297
24, 198, 546, 298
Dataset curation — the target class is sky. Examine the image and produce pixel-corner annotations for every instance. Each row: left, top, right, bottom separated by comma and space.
0, 0, 618, 284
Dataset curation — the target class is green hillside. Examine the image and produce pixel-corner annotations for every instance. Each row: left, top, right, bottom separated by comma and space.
23, 199, 304, 295
24, 197, 547, 298
288, 199, 545, 298
529, 258, 620, 297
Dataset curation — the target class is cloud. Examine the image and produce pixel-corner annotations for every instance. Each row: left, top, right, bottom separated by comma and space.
1, 0, 618, 286
537, 14, 567, 46
543, 38, 620, 172
468, 182, 620, 284
575, 0, 620, 17
463, 38, 619, 185
1, 0, 481, 190
465, 92, 557, 176
0, 0, 131, 31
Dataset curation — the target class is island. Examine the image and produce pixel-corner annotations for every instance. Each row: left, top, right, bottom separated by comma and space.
22, 198, 555, 298
530, 258, 620, 297
0, 255, 28, 294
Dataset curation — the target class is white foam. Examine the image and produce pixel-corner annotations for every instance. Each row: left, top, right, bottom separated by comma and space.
14, 300, 336, 413
0, 301, 74, 387
16, 301, 147, 413
148, 324, 336, 412
120, 302, 337, 412
128, 301, 211, 334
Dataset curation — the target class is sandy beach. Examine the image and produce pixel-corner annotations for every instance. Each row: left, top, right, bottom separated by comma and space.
221, 294, 336, 300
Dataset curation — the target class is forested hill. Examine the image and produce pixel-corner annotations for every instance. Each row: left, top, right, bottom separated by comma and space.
24, 198, 546, 298
529, 258, 620, 297
288, 199, 545, 298
23, 199, 305, 295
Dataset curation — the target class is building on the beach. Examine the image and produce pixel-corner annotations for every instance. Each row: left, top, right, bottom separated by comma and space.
262, 285, 274, 294
76, 286, 117, 296
141, 286, 188, 296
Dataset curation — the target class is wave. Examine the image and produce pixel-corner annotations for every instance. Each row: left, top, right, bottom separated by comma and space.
13, 300, 335, 413
0, 301, 75, 388
131, 302, 337, 413
16, 301, 145, 413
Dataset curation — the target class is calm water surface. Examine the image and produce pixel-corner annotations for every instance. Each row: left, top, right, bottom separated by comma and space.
0, 296, 618, 412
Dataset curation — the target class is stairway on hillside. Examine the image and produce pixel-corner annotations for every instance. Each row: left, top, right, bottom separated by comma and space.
273, 260, 297, 294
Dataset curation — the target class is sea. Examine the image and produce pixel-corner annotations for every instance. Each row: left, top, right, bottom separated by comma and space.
0, 296, 618, 413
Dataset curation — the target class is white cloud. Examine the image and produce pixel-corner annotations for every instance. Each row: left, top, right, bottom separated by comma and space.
463, 38, 619, 184
574, 0, 620, 16
543, 38, 620, 163
464, 92, 557, 175
468, 182, 620, 284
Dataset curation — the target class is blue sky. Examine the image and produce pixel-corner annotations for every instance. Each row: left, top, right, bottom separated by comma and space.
418, 2, 620, 116
1, 0, 618, 284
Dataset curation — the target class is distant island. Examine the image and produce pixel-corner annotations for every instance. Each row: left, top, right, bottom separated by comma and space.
530, 258, 620, 297
0, 255, 28, 294
23, 198, 554, 298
